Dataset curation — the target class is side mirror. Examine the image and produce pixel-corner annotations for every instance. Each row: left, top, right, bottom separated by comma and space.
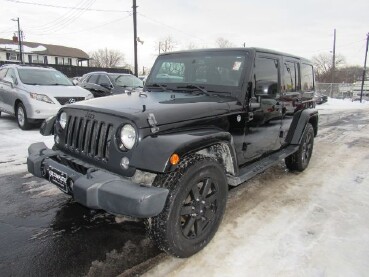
3, 76, 15, 88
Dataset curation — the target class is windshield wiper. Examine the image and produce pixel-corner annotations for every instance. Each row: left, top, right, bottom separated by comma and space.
176, 84, 212, 96
146, 83, 170, 91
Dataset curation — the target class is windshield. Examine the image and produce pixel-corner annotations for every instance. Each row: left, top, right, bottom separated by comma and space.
110, 74, 143, 88
18, 68, 73, 86
146, 51, 247, 92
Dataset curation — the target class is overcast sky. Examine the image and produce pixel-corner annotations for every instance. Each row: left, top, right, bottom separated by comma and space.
1, 0, 368, 71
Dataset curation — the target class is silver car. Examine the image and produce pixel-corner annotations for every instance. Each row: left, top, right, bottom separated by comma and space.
0, 65, 93, 130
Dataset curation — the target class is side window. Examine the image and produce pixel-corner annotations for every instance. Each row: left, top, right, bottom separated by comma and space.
0, 68, 8, 80
87, 74, 98, 84
97, 75, 111, 85
254, 57, 279, 96
283, 61, 298, 92
301, 63, 314, 92
5, 69, 17, 84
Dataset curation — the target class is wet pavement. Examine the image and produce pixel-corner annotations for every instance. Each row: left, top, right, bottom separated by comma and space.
0, 172, 161, 277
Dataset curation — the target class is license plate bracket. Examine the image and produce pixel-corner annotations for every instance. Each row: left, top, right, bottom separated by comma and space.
48, 166, 68, 193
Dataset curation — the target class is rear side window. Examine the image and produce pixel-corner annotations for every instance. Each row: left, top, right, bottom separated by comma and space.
87, 74, 98, 84
283, 61, 298, 92
97, 75, 110, 85
301, 63, 314, 92
6, 68, 17, 83
0, 68, 7, 80
254, 57, 279, 95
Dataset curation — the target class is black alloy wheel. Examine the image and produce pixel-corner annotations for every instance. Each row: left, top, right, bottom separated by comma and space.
150, 155, 228, 258
285, 123, 314, 171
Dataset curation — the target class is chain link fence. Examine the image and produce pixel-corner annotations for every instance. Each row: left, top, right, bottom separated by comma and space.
316, 83, 353, 99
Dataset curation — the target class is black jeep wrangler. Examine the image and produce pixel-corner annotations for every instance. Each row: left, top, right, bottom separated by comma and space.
27, 48, 318, 258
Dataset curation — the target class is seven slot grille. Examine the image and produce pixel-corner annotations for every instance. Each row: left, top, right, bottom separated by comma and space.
64, 115, 113, 161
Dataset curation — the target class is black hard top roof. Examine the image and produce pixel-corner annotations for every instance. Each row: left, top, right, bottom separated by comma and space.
159, 47, 311, 63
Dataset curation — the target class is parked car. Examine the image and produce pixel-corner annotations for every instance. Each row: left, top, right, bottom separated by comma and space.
351, 81, 369, 101
79, 72, 144, 97
28, 48, 318, 258
313, 91, 328, 104
0, 64, 93, 130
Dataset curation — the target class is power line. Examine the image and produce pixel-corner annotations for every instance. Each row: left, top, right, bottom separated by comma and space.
138, 12, 206, 43
28, 14, 131, 37
3, 0, 131, 13
28, 0, 94, 31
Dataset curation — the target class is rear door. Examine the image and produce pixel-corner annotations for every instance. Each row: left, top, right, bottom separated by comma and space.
2, 68, 18, 113
280, 57, 300, 142
0, 68, 8, 111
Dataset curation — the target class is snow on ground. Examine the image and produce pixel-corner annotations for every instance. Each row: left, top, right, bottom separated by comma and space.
144, 100, 369, 276
0, 114, 53, 175
316, 97, 369, 113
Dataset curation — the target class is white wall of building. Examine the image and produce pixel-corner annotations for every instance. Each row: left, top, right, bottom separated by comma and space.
1, 51, 82, 66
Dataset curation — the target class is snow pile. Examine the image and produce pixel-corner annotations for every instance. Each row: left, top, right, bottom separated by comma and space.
0, 114, 53, 175
0, 43, 47, 53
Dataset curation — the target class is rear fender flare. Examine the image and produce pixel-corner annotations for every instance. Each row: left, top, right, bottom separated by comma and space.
286, 109, 318, 145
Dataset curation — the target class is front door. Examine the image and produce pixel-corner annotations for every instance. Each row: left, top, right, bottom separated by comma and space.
243, 53, 283, 162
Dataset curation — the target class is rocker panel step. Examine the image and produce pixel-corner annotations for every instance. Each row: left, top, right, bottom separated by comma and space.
227, 145, 299, 186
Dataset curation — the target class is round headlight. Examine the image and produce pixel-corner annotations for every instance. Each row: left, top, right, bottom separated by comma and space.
59, 112, 67, 129
120, 124, 136, 149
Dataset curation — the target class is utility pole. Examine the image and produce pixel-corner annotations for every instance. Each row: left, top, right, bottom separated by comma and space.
330, 29, 336, 97
360, 33, 369, 103
12, 17, 23, 64
132, 0, 138, 77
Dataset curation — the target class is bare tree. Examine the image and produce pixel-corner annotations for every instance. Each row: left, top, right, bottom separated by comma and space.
215, 37, 234, 48
90, 48, 125, 68
156, 36, 177, 54
312, 53, 346, 82
186, 41, 198, 50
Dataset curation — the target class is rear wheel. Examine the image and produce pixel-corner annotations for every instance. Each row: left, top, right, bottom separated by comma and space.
150, 155, 228, 258
285, 123, 314, 171
16, 102, 32, 130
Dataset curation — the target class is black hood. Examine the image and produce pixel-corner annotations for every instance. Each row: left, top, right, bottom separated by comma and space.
69, 91, 232, 128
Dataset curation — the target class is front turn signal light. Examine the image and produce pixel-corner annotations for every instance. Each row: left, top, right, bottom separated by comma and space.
170, 153, 180, 165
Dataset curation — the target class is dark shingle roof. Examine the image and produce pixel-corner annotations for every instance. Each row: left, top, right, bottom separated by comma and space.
0, 38, 89, 59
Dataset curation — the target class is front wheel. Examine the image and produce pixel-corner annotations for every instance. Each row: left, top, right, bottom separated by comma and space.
150, 155, 228, 258
16, 103, 32, 130
285, 123, 314, 171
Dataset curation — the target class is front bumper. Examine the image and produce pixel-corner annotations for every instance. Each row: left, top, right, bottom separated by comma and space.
27, 142, 168, 218
25, 99, 60, 119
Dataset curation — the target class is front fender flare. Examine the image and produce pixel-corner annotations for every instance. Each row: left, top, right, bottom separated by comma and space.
130, 129, 237, 173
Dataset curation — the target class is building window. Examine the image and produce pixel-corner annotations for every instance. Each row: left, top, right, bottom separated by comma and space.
68, 58, 72, 65
55, 57, 58, 64
6, 52, 19, 61
28, 55, 32, 63
44, 56, 48, 64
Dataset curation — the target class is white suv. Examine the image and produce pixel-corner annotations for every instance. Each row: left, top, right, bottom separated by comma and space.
0, 65, 93, 130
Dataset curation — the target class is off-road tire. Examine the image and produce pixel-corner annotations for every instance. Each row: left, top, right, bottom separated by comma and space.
149, 154, 228, 258
16, 102, 32, 130
285, 123, 314, 171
